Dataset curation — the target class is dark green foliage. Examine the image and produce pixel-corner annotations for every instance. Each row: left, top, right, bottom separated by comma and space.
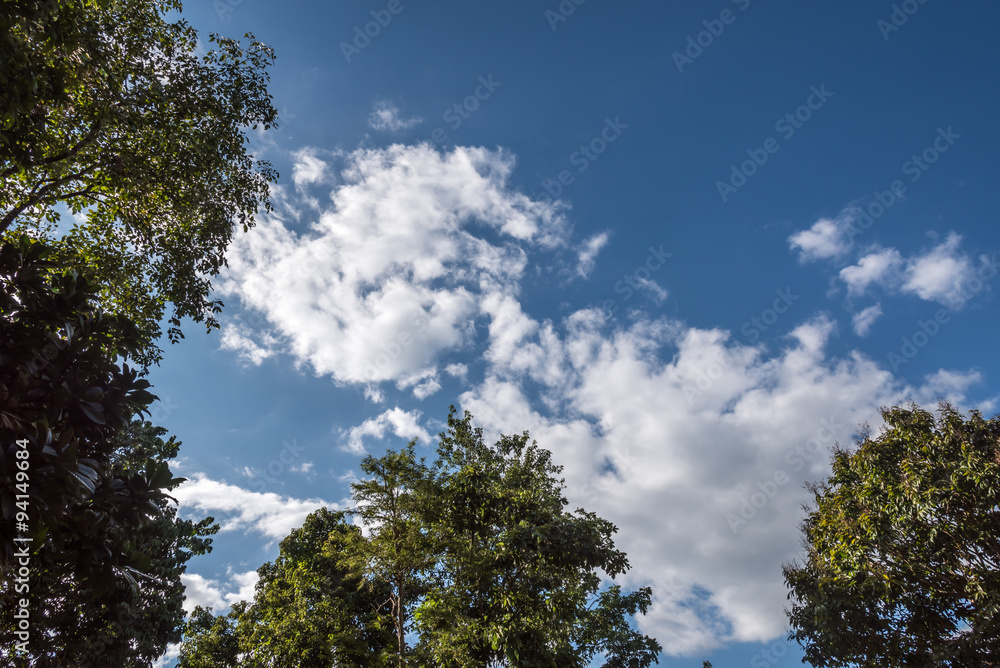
0, 420, 218, 667
783, 402, 1000, 667
341, 441, 436, 667
179, 509, 393, 668
1, 0, 279, 366
0, 236, 217, 666
178, 603, 245, 668
0, 235, 162, 578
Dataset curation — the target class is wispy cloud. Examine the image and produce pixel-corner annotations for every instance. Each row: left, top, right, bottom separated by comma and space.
173, 473, 340, 539
851, 303, 883, 336
368, 101, 422, 132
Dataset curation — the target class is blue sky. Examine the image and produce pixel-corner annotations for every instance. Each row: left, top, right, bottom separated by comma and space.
147, 1, 999, 665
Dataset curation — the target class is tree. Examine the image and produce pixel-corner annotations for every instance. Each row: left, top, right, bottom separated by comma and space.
238, 508, 395, 668
340, 442, 436, 668
0, 235, 163, 579
179, 407, 662, 667
410, 407, 662, 667
783, 402, 1000, 667
178, 603, 245, 668
0, 420, 218, 667
1, 235, 217, 665
1, 0, 279, 367
178, 509, 393, 668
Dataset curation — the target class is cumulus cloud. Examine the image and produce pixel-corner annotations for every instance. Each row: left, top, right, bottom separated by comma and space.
173, 474, 339, 540
445, 362, 468, 379
836, 234, 983, 308
342, 406, 432, 454
840, 248, 903, 298
788, 210, 855, 262
900, 233, 976, 306
217, 143, 569, 397
212, 142, 991, 655
292, 148, 331, 189
220, 323, 279, 366
368, 101, 422, 132
454, 305, 980, 654
180, 573, 226, 613
851, 303, 883, 336
181, 569, 259, 614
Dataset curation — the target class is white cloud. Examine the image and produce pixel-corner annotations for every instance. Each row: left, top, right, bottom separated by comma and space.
915, 369, 984, 407
788, 210, 854, 262
217, 143, 570, 396
839, 248, 903, 298
342, 406, 432, 454
292, 148, 331, 189
577, 231, 610, 278
220, 323, 279, 366
180, 569, 259, 615
836, 234, 980, 308
455, 306, 981, 655
851, 303, 883, 336
180, 573, 225, 613
224, 569, 260, 607
214, 142, 993, 656
901, 233, 976, 307
445, 362, 468, 379
412, 376, 442, 399
290, 461, 315, 474
153, 643, 180, 668
173, 474, 339, 540
368, 101, 422, 132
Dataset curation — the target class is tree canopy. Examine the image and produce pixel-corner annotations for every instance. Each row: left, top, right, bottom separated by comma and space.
407, 408, 662, 667
0, 235, 216, 666
0, 420, 218, 667
783, 402, 1000, 667
1, 0, 279, 367
1, 235, 164, 577
180, 407, 663, 667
